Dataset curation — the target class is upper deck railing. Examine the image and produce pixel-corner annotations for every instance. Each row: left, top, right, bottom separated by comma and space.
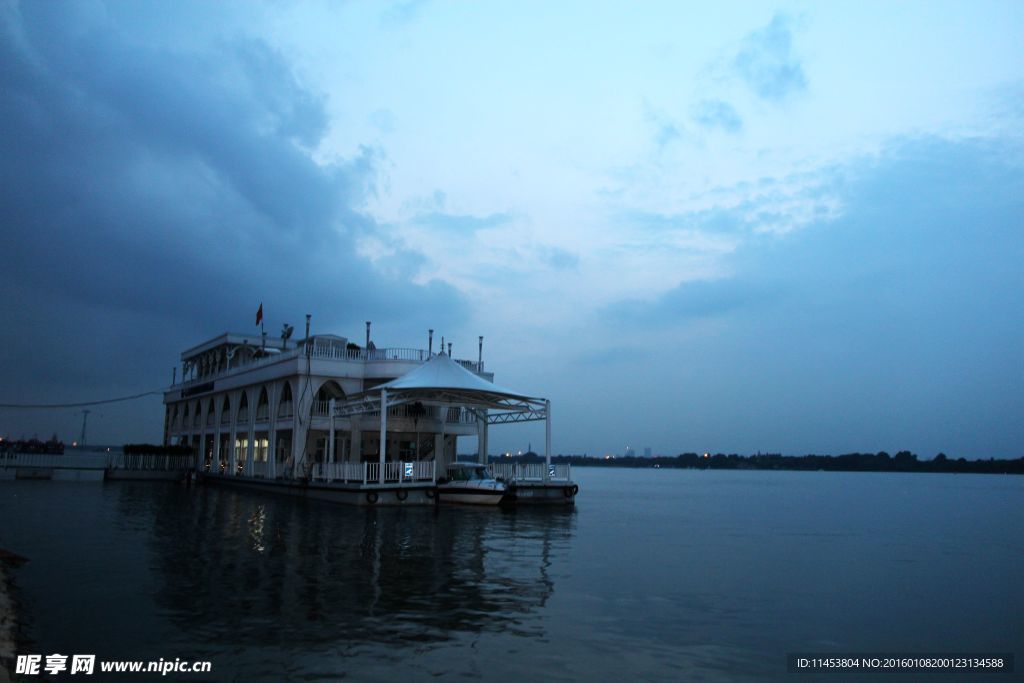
171, 343, 486, 391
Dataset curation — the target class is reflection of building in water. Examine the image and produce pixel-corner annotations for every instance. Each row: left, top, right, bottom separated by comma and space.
139, 485, 575, 645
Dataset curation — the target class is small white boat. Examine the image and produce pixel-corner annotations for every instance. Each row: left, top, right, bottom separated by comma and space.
436, 464, 507, 505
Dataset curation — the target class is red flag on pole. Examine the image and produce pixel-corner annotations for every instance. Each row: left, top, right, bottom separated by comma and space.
255, 303, 263, 326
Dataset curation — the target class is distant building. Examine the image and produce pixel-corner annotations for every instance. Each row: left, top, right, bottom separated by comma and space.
644, 447, 652, 458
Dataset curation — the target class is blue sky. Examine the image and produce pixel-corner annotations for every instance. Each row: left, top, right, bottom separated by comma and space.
1, 0, 1021, 457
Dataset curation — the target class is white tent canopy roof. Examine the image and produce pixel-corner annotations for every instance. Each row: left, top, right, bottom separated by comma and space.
337, 352, 547, 421
363, 353, 536, 401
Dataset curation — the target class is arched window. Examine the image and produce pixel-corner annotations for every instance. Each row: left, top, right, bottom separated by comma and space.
205, 400, 215, 426
192, 401, 201, 427
237, 393, 249, 424
220, 395, 231, 425
255, 387, 269, 422
316, 381, 346, 401
313, 381, 345, 417
171, 405, 179, 430
182, 403, 189, 429
278, 382, 294, 418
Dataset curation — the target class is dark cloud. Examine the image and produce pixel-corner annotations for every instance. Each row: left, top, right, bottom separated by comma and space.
692, 99, 742, 133
734, 14, 806, 101
0, 3, 464, 442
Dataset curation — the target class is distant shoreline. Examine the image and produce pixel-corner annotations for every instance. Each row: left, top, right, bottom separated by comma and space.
495, 452, 1024, 475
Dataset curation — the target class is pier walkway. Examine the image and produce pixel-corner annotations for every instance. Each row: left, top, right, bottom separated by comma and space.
0, 452, 192, 482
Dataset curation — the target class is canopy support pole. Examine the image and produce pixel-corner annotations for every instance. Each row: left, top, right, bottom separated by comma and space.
328, 399, 336, 466
379, 388, 387, 484
545, 399, 551, 480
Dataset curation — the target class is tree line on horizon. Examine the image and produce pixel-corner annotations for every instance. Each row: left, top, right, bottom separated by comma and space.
493, 450, 1024, 475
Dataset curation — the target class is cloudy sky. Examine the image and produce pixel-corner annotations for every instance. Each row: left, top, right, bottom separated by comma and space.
1, 0, 1021, 458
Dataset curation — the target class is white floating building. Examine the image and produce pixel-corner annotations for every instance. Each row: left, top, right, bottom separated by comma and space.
163, 325, 577, 505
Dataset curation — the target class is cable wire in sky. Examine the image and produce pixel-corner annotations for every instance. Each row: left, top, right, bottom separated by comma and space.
0, 390, 164, 409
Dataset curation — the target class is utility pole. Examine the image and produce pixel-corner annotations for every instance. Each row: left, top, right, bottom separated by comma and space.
80, 409, 91, 446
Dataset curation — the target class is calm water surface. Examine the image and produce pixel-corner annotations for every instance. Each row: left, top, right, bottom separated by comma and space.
2, 469, 1021, 681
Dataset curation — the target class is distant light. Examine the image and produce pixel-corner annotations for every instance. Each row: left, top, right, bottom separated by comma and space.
704, 452, 710, 458
72, 441, 78, 447
106, 448, 111, 452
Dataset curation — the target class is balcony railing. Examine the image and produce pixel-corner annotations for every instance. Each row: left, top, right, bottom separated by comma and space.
446, 407, 479, 424
172, 341, 484, 390
365, 404, 450, 420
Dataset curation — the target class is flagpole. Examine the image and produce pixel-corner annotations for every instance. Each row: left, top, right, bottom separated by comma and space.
256, 302, 265, 351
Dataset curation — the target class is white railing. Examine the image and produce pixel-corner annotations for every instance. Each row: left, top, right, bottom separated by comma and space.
311, 400, 330, 417
456, 359, 486, 373
176, 346, 301, 389
311, 461, 367, 483
445, 407, 478, 424
488, 462, 572, 482
0, 453, 109, 469
303, 458, 436, 485
359, 347, 430, 362
365, 405, 441, 419
0, 452, 197, 472
408, 460, 436, 481
172, 343, 487, 390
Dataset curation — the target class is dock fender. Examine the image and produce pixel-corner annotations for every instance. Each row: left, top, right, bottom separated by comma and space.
564, 484, 579, 498
396, 489, 408, 501
366, 491, 379, 505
